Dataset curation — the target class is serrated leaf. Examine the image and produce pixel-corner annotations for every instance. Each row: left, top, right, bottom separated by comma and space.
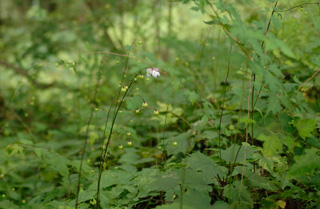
286, 149, 320, 179
184, 90, 199, 105
293, 118, 316, 139
266, 93, 281, 115
257, 134, 283, 156
177, 168, 211, 192
149, 171, 180, 191
221, 144, 257, 163
265, 71, 281, 93
187, 152, 227, 179
180, 188, 212, 208
165, 131, 193, 155
223, 181, 253, 209
276, 39, 296, 59
232, 166, 276, 191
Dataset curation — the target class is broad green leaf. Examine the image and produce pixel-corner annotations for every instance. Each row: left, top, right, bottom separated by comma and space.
286, 149, 320, 179
266, 93, 281, 115
164, 131, 193, 155
238, 117, 256, 124
212, 201, 229, 209
149, 171, 180, 191
184, 90, 199, 105
257, 134, 283, 156
233, 166, 276, 191
283, 136, 295, 153
187, 152, 228, 178
221, 144, 257, 163
119, 150, 140, 165
177, 168, 211, 192
223, 181, 253, 209
307, 137, 320, 149
0, 200, 20, 209
265, 71, 281, 93
181, 188, 212, 208
293, 118, 316, 139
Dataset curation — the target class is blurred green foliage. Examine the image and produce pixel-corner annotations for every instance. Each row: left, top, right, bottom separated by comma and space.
0, 0, 320, 208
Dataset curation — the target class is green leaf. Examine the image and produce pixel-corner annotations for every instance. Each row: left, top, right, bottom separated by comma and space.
275, 39, 296, 59
177, 168, 211, 192
232, 166, 276, 191
293, 118, 316, 139
286, 149, 320, 179
0, 200, 20, 209
149, 171, 180, 191
180, 188, 212, 208
265, 71, 281, 93
266, 93, 281, 115
165, 131, 194, 155
257, 134, 283, 156
184, 90, 199, 105
212, 201, 229, 209
307, 137, 320, 149
7, 144, 24, 156
85, 41, 93, 52
223, 181, 253, 209
238, 117, 256, 124
187, 152, 228, 179
221, 144, 257, 163
283, 136, 295, 153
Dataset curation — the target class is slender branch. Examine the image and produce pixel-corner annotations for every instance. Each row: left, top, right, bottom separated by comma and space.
298, 69, 320, 90
237, 69, 252, 208
96, 45, 134, 207
261, 0, 278, 48
252, 0, 278, 173
0, 59, 55, 88
278, 2, 320, 12
218, 44, 232, 166
75, 60, 103, 208
96, 68, 147, 207
88, 51, 157, 69
205, 0, 251, 60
